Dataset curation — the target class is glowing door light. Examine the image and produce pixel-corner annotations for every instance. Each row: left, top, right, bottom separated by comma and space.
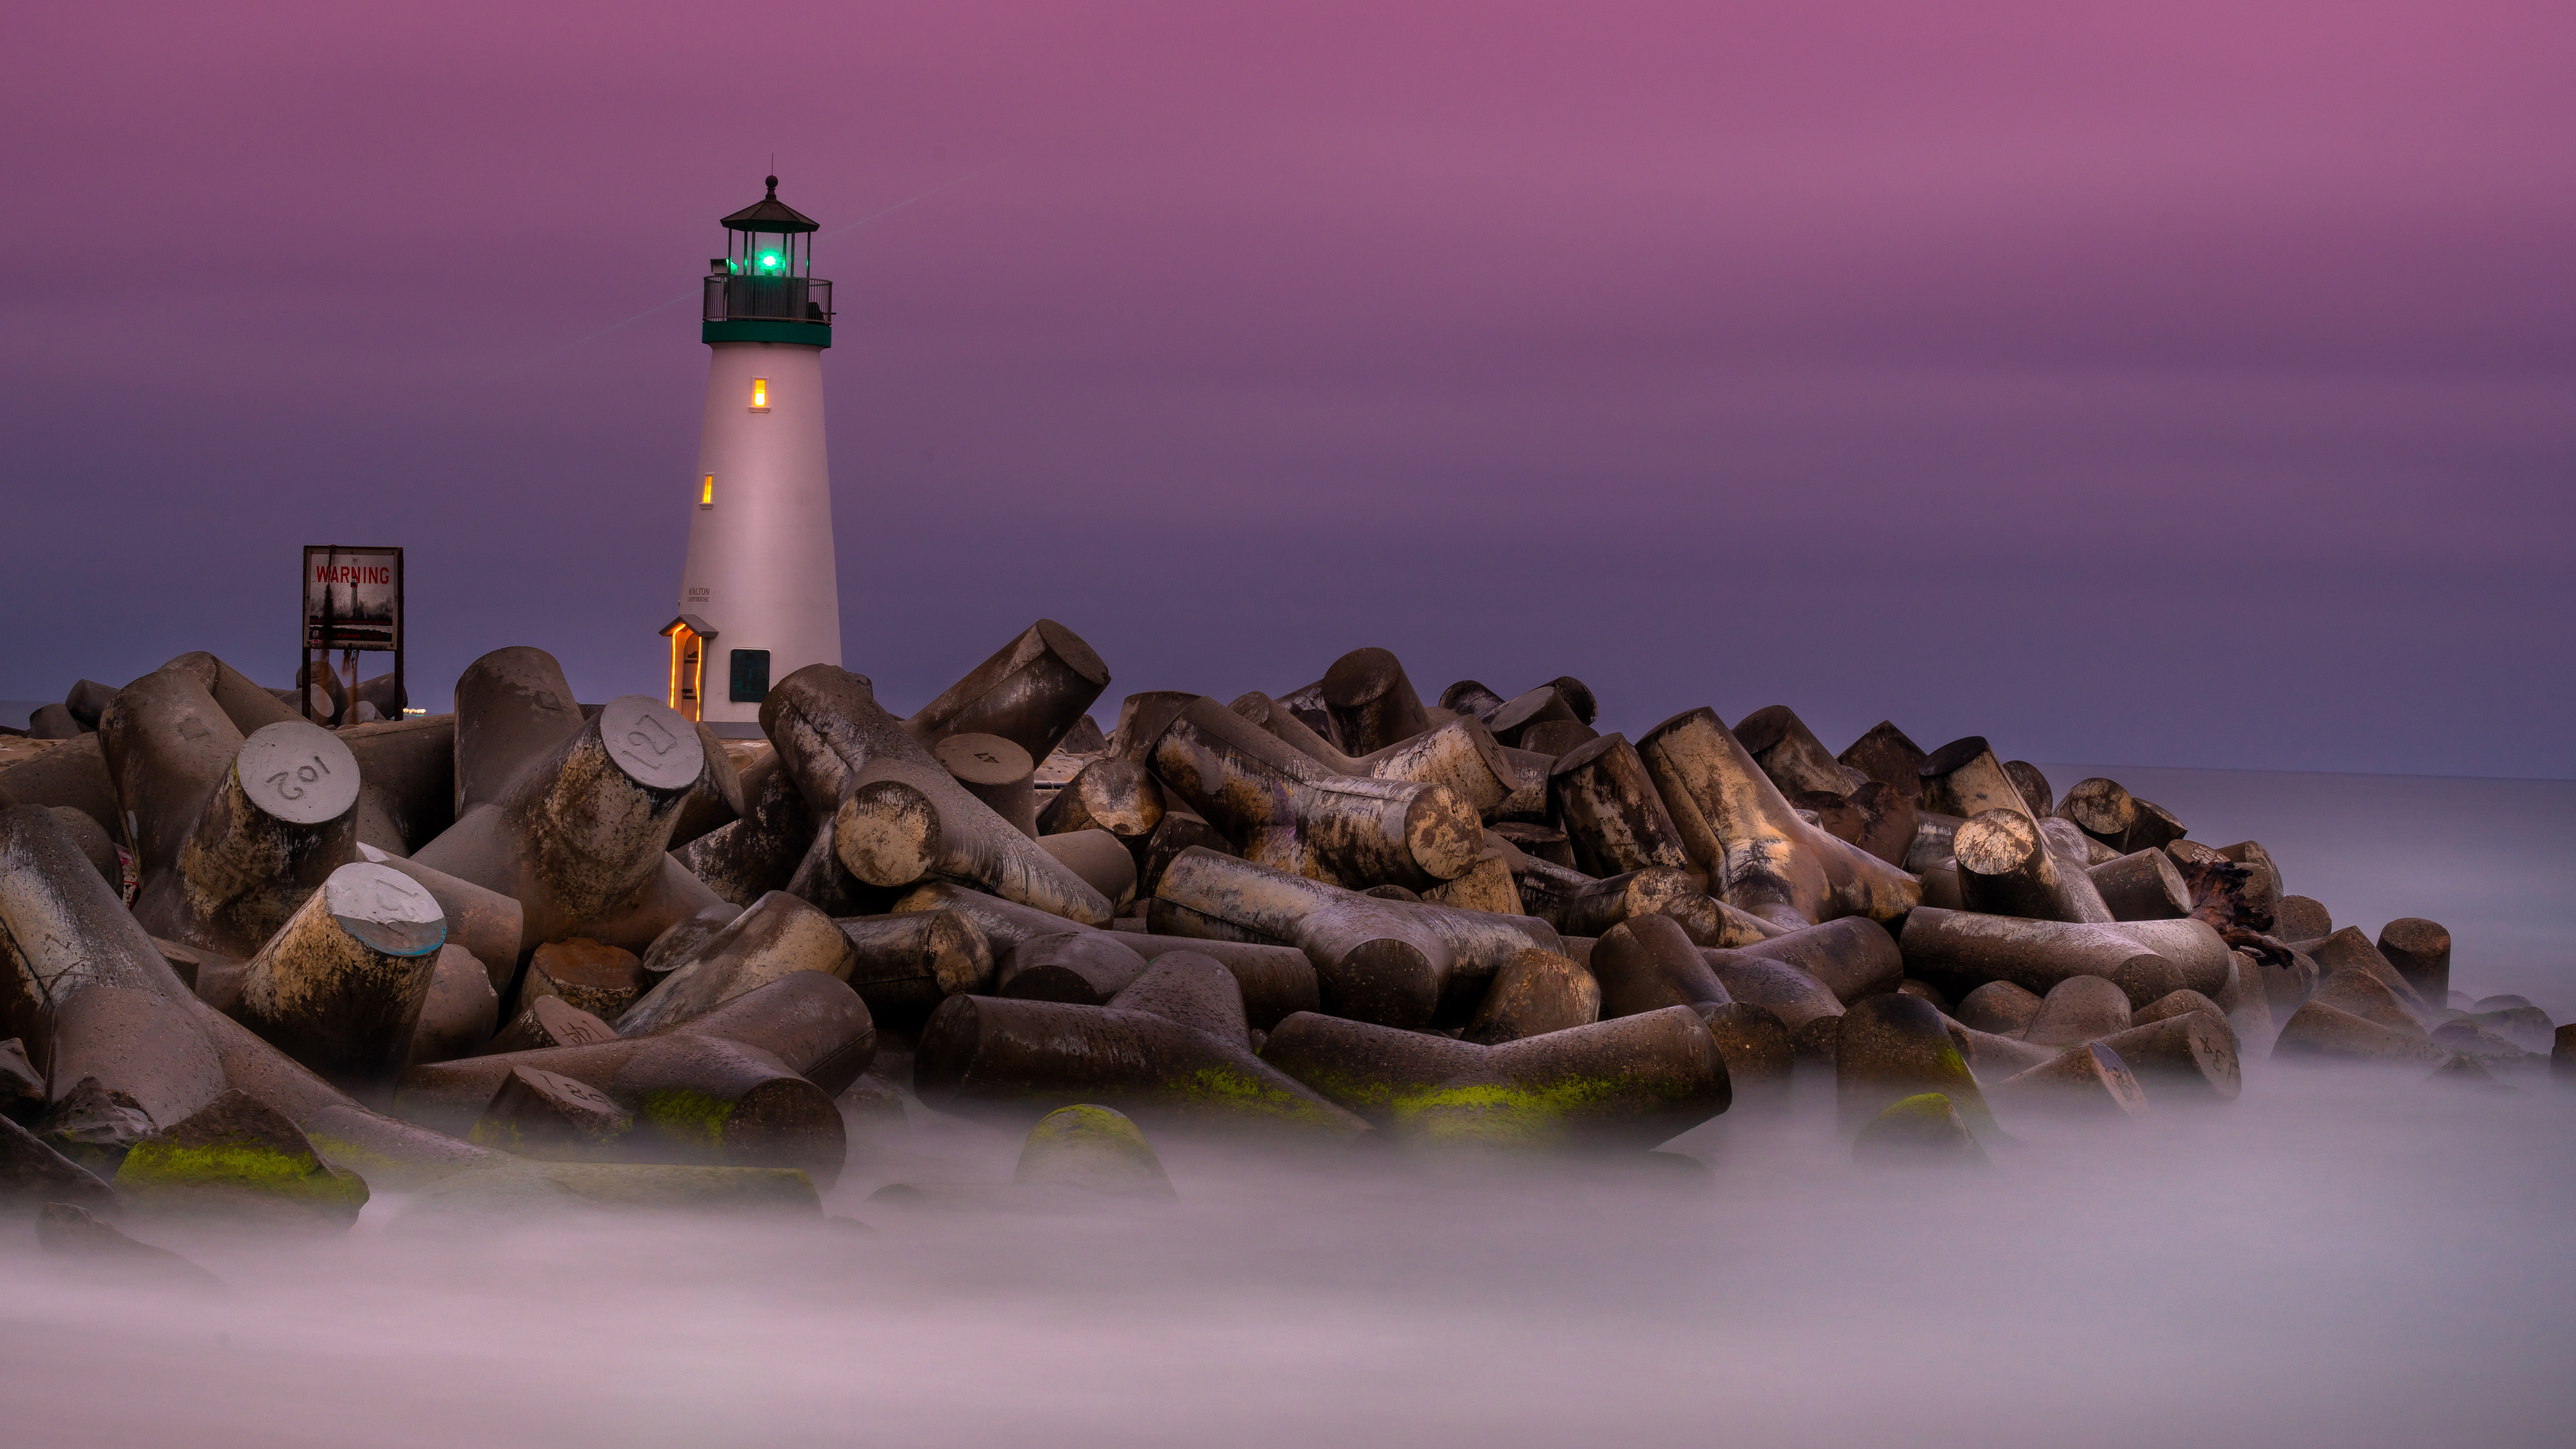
700, 474, 714, 507
751, 378, 768, 409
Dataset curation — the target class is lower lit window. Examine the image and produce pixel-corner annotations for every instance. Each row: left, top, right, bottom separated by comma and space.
750, 378, 769, 410
699, 474, 714, 508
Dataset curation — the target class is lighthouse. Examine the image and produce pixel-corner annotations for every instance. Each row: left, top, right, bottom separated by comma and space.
662, 176, 843, 737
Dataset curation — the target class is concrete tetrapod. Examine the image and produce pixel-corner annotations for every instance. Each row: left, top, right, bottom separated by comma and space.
1439, 680, 1510, 722
355, 843, 525, 993
1835, 994, 1995, 1137
1705, 955, 1845, 1036
1461, 949, 1601, 1045
1150, 847, 1558, 1028
1507, 857, 1782, 951
405, 945, 500, 1067
657, 718, 747, 853
830, 910, 995, 1028
1944, 1015, 2051, 1072
1837, 720, 1928, 805
515, 938, 647, 1021
1796, 781, 1920, 869
2092, 1016, 2243, 1101
674, 752, 816, 908
1733, 705, 1870, 798
614, 890, 861, 1038
2272, 895, 2332, 943
1853, 1094, 1988, 1167
757, 665, 1112, 926
1699, 1002, 1796, 1099
1115, 933, 1320, 1032
234, 861, 447, 1091
398, 971, 873, 1184
1589, 915, 1730, 1020
1391, 1008, 1729, 1150
1546, 734, 1697, 879
1034, 757, 1165, 843
414, 665, 723, 957
1146, 695, 1483, 891
1421, 847, 1523, 916
1635, 707, 1920, 928
1897, 908, 2233, 1007
487, 994, 618, 1055
1927, 732, 2040, 824
1955, 980, 2045, 1037
1254, 1012, 1485, 1119
1232, 694, 1528, 824
639, 906, 741, 983
1484, 684, 1585, 748
1990, 1042, 2148, 1120
2310, 969, 2422, 1034
113, 1088, 370, 1228
2056, 777, 2138, 849
101, 665, 362, 959
1730, 917, 1904, 1006
935, 733, 1038, 839
2020, 975, 2135, 1049
901, 618, 1112, 766
2088, 849, 2192, 922
913, 994, 1366, 1136
1035, 828, 1139, 912
2272, 1000, 2449, 1066
1953, 809, 2116, 924
2135, 989, 2229, 1030
2296, 928, 2428, 1015
1108, 952, 1255, 1051
1917, 737, 2036, 822
0, 805, 823, 1211
2041, 816, 2124, 868
2377, 918, 2452, 1008
2002, 762, 2055, 820
1130, 802, 1238, 900
1258, 1007, 1729, 1150
1320, 647, 1434, 755
994, 930, 1152, 1004
327, 712, 458, 855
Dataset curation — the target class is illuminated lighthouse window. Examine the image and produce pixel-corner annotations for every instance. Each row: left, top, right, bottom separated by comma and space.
750, 378, 769, 411
700, 474, 714, 509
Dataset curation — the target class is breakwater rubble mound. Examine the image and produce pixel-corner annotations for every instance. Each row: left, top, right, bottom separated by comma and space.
0, 628, 2561, 1250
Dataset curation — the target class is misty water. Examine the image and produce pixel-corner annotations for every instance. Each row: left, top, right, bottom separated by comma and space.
4, 767, 2571, 1446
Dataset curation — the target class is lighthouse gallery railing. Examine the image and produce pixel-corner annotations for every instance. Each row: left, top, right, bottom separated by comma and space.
704, 275, 834, 325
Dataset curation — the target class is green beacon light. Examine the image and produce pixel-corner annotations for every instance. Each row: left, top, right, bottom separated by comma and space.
705, 174, 828, 345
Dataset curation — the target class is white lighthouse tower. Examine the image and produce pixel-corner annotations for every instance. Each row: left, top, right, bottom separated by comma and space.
662, 176, 843, 737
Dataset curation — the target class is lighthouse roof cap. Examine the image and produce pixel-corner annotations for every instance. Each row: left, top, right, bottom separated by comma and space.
722, 176, 820, 233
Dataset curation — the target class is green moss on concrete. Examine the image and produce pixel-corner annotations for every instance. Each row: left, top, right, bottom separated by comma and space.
1386, 1075, 1631, 1148
116, 1140, 369, 1213
1016, 1105, 1173, 1197
1172, 1067, 1350, 1124
639, 1088, 737, 1149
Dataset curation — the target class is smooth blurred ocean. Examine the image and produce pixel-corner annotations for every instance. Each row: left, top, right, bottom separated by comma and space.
1, 765, 2569, 1448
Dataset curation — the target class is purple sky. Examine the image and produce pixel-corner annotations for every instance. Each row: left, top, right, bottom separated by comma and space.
5, 2, 2570, 775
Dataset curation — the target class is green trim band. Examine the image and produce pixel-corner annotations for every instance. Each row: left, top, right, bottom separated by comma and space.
703, 319, 832, 347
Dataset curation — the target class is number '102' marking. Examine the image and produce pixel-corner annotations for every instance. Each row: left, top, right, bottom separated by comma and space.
266, 754, 333, 800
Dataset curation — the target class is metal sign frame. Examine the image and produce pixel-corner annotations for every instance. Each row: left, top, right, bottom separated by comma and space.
301, 544, 404, 726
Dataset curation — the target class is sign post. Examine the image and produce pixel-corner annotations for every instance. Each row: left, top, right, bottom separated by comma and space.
301, 545, 404, 726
